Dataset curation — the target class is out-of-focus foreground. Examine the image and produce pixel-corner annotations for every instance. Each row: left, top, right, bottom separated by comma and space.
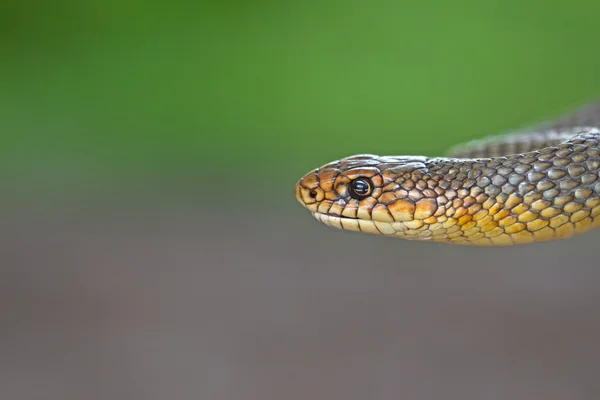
2, 1, 600, 399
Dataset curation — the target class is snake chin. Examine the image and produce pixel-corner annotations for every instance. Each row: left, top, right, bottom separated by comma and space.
310, 211, 404, 237
311, 212, 357, 231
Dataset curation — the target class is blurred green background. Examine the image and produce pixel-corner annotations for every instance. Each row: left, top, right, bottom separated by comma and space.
2, 0, 600, 201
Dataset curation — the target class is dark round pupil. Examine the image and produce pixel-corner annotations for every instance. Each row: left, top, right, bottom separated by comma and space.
351, 179, 370, 196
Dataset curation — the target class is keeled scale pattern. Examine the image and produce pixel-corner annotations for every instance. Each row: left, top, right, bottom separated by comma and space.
295, 128, 600, 245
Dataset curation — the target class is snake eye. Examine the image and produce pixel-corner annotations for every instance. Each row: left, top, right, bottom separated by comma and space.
349, 178, 373, 199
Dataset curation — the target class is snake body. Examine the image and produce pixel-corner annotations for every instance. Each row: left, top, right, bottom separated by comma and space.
295, 102, 600, 245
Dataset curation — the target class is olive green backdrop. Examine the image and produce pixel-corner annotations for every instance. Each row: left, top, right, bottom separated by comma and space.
2, 0, 600, 198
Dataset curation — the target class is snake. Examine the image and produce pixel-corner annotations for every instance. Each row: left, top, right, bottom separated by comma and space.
294, 101, 600, 245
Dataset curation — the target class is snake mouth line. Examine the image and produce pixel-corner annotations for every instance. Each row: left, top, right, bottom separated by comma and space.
318, 211, 349, 218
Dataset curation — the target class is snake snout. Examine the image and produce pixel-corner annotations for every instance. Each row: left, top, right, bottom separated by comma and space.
295, 173, 325, 212
294, 180, 308, 207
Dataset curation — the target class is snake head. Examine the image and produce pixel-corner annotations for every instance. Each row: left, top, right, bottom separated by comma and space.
295, 154, 439, 237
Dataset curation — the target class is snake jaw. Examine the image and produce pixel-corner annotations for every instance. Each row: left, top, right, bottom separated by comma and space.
310, 210, 426, 239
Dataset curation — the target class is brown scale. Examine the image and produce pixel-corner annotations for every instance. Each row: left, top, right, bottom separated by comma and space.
295, 103, 600, 245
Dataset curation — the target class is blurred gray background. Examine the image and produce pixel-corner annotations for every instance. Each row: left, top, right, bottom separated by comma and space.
4, 199, 600, 399
3, 1, 600, 399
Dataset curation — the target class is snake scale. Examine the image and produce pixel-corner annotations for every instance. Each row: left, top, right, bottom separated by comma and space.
295, 101, 600, 245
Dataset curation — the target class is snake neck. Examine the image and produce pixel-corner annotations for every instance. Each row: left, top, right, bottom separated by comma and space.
388, 128, 600, 244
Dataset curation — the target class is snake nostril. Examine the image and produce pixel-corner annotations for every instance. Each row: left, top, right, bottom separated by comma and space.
309, 189, 318, 199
